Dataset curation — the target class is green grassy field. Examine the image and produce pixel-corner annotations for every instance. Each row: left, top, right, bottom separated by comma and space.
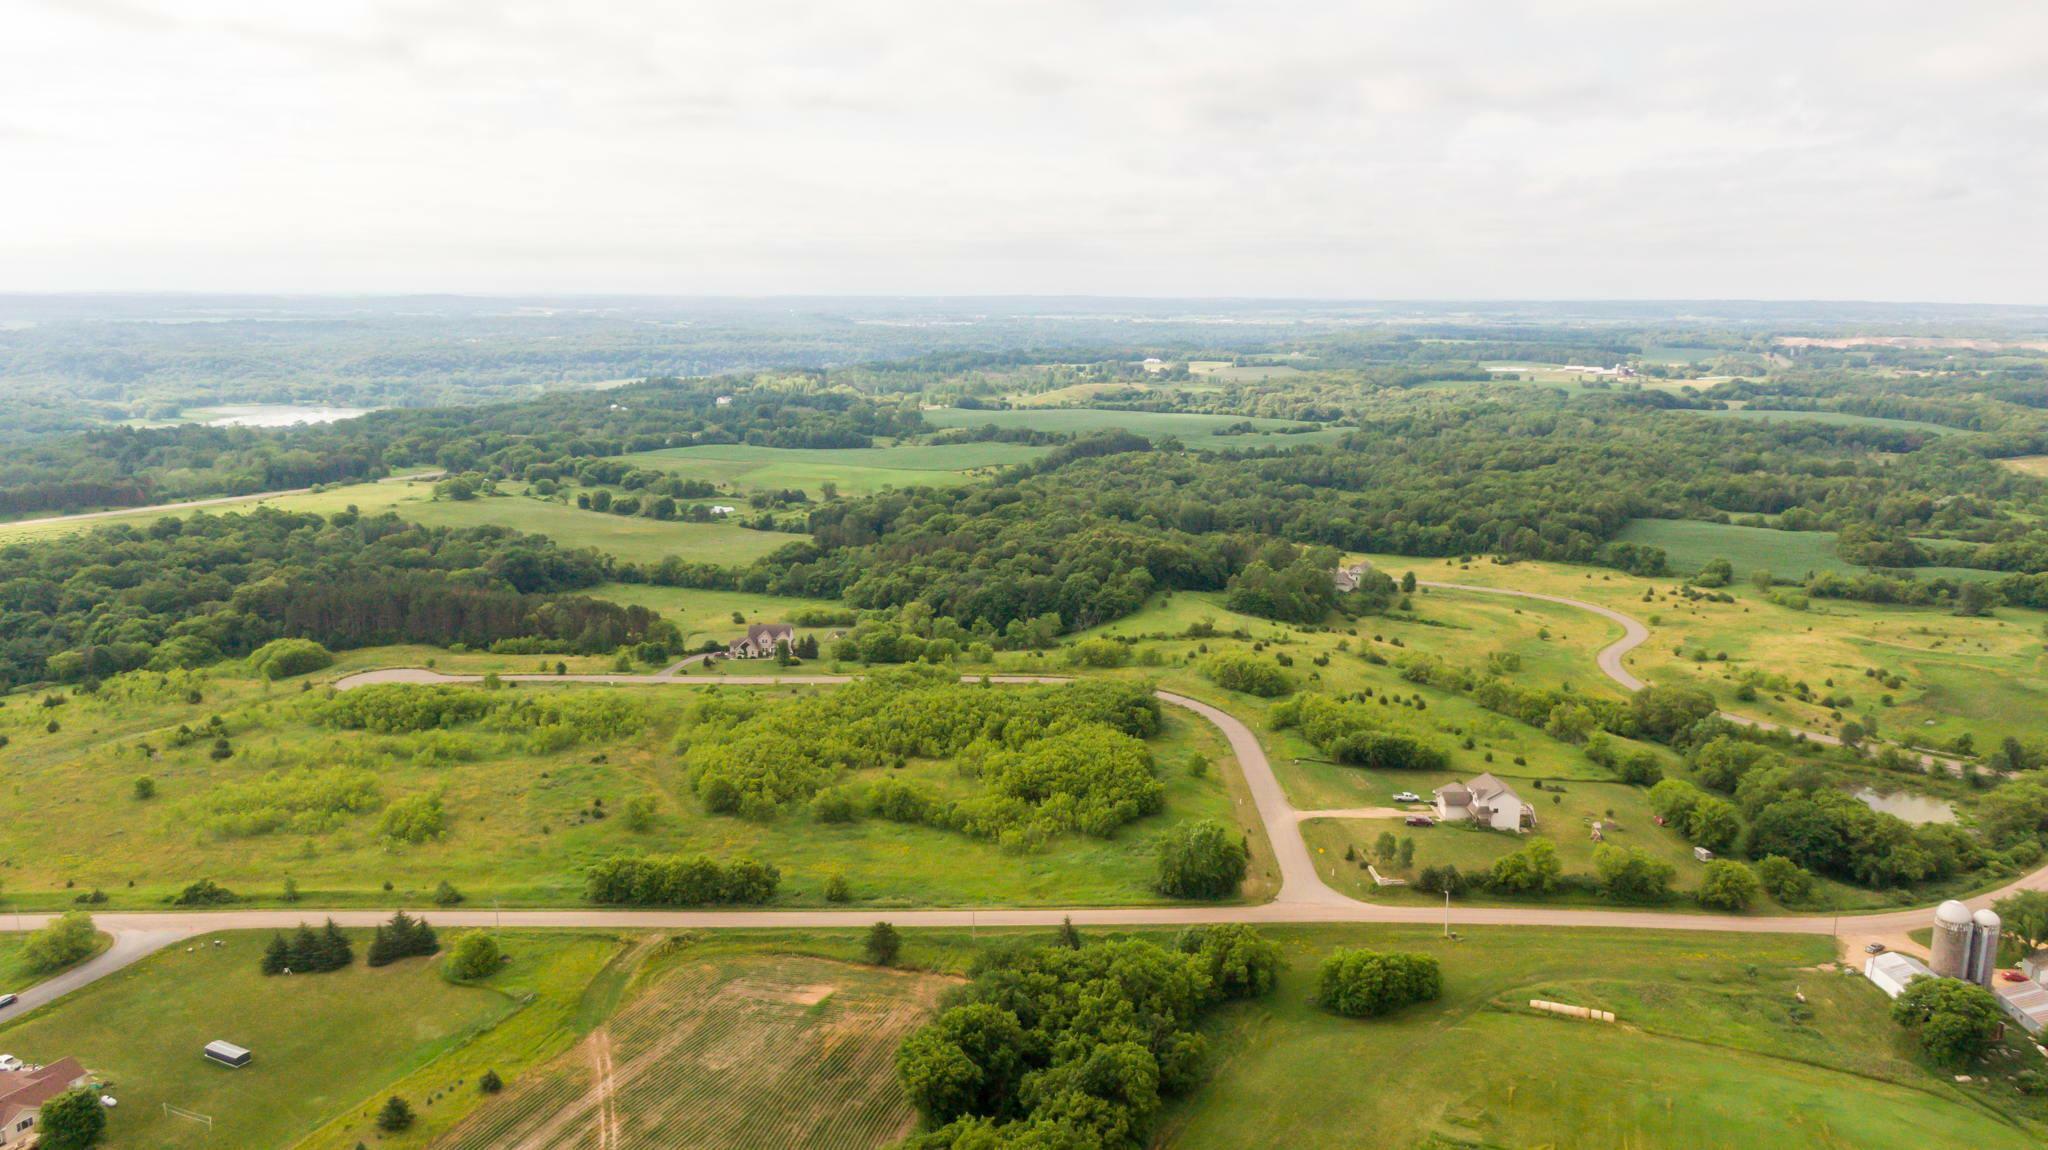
920, 406, 1348, 449
1998, 455, 2048, 478
614, 441, 1051, 496
0, 928, 620, 1150
585, 583, 850, 646
0, 668, 1271, 910
1157, 924, 2044, 1149
1616, 518, 1862, 580
1702, 406, 1957, 434
1357, 551, 2048, 755
0, 477, 797, 566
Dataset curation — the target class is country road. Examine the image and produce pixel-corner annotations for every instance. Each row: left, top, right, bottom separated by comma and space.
2, 586, 2031, 1017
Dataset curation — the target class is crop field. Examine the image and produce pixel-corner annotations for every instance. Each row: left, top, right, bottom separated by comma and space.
1156, 924, 2044, 1149
442, 953, 949, 1150
0, 670, 1264, 910
0, 928, 617, 1150
920, 405, 1347, 449
613, 441, 1051, 496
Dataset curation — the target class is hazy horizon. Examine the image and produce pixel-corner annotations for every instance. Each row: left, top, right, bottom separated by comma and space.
6, 2, 2045, 302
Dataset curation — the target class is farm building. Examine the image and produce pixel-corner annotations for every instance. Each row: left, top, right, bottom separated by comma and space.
0, 1056, 90, 1144
1433, 773, 1533, 832
1332, 563, 1374, 593
727, 623, 795, 659
1995, 977, 2048, 1036
1863, 951, 1934, 999
203, 1040, 252, 1068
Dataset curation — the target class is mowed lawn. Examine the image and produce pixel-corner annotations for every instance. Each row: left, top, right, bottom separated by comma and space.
0, 930, 615, 1150
1155, 925, 2043, 1149
613, 441, 1049, 496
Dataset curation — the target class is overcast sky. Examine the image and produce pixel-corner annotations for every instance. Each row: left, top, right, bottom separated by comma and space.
3, 1, 2045, 300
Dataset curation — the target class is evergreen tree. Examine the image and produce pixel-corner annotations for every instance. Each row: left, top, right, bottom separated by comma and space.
375, 1096, 415, 1133
865, 921, 902, 967
260, 932, 290, 976
1056, 916, 1083, 949
287, 923, 321, 971
318, 918, 354, 970
479, 1069, 503, 1094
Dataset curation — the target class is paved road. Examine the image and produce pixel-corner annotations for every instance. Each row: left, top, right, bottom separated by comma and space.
0, 470, 445, 534
6, 597, 2028, 1015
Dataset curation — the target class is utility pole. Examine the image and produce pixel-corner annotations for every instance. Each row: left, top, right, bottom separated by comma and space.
1443, 891, 1451, 939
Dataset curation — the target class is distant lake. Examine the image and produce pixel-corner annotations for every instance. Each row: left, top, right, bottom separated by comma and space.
1851, 786, 1955, 825
196, 404, 370, 427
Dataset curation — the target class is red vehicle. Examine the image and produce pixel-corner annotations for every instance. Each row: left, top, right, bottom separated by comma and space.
1405, 815, 1435, 827
2002, 970, 2029, 983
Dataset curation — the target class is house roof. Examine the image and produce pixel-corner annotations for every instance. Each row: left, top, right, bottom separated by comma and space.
741, 623, 794, 645
1465, 772, 1522, 805
0, 1057, 88, 1125
1433, 782, 1471, 805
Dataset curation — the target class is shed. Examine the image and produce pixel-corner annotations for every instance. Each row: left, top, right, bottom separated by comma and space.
1692, 846, 1715, 862
204, 1040, 251, 1068
1863, 952, 1933, 999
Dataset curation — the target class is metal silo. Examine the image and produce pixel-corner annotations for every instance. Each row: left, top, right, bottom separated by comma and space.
1930, 899, 1974, 979
1970, 908, 2002, 987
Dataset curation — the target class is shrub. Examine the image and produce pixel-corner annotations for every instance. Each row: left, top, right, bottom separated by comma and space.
23, 911, 98, 973
1154, 820, 1248, 899
380, 792, 449, 844
170, 878, 237, 906
824, 873, 853, 902
479, 1069, 503, 1094
583, 853, 781, 905
866, 921, 903, 966
1753, 855, 1816, 904
1316, 949, 1441, 1017
433, 880, 466, 907
1697, 860, 1761, 911
1202, 652, 1295, 697
446, 932, 505, 980
1593, 844, 1675, 902
1488, 840, 1562, 894
249, 637, 335, 680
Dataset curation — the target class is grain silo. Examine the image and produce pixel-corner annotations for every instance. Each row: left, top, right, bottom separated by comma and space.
1930, 899, 1974, 979
1969, 908, 2002, 987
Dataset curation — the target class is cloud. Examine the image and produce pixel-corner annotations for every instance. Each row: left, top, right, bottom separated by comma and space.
1, 0, 2044, 300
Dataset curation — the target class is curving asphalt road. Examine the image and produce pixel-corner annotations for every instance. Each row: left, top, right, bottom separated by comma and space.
3, 590, 2030, 1017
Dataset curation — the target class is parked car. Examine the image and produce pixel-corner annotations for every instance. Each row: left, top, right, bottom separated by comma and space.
1404, 815, 1435, 827
1392, 792, 1422, 803
0, 993, 16, 1010
99, 1096, 118, 1108
1863, 943, 1887, 955
2002, 970, 2028, 983
0, 1055, 21, 1072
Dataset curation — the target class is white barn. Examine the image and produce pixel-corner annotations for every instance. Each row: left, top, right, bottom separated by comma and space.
1863, 951, 1934, 999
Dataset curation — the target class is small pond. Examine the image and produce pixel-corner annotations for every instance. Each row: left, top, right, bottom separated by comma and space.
1851, 786, 1955, 825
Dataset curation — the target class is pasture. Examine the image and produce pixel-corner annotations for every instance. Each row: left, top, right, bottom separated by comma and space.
1157, 924, 2043, 1149
920, 406, 1347, 449
400, 490, 801, 564
613, 441, 1050, 497
1998, 455, 2048, 478
1615, 518, 1860, 581
1699, 406, 1957, 435
585, 583, 850, 646
0, 928, 618, 1150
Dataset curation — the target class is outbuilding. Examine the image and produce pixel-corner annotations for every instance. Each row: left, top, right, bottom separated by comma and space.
1863, 951, 1934, 999
203, 1041, 251, 1068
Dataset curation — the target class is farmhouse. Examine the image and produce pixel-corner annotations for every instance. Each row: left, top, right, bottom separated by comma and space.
1333, 563, 1374, 593
0, 1056, 90, 1145
1433, 773, 1534, 831
727, 623, 795, 659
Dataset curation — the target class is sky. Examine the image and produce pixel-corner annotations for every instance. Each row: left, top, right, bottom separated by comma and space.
3, 1, 2045, 301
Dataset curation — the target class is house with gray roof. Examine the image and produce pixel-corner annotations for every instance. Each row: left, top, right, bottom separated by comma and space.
1433, 772, 1534, 832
